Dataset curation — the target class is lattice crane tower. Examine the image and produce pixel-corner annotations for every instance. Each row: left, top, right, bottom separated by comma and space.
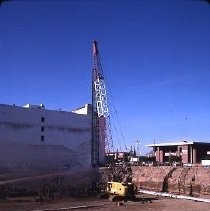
91, 40, 113, 167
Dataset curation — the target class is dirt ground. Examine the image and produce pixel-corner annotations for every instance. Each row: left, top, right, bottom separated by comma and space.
0, 195, 210, 211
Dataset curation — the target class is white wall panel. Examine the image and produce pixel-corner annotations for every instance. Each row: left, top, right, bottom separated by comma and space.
0, 104, 92, 175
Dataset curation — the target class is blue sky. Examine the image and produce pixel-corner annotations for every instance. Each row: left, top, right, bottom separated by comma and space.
0, 0, 210, 153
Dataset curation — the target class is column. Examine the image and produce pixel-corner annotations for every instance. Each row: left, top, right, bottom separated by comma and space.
193, 148, 197, 164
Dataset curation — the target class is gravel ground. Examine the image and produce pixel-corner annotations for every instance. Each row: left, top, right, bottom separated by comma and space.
0, 195, 210, 211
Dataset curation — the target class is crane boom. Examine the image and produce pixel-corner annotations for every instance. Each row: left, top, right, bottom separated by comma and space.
91, 40, 113, 166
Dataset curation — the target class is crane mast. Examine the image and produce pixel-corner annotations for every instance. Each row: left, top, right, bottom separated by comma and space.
91, 40, 113, 166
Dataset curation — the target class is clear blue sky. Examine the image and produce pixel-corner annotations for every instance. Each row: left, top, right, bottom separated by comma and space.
0, 0, 210, 153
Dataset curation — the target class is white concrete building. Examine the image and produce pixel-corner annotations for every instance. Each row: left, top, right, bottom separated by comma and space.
0, 103, 92, 175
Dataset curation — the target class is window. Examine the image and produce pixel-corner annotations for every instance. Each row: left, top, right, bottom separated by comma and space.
41, 117, 45, 122
41, 126, 45, 132
41, 135, 44, 142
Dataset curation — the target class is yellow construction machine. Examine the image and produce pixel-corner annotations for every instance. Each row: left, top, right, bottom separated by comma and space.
101, 181, 137, 202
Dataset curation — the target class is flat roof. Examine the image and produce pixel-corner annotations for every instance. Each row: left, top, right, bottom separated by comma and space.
145, 141, 210, 147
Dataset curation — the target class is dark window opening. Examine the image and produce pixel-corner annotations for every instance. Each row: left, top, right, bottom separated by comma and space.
41, 126, 45, 132
41, 117, 45, 122
41, 135, 44, 142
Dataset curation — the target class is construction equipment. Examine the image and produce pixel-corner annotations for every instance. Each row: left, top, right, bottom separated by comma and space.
92, 42, 139, 201
101, 181, 137, 202
92, 40, 113, 167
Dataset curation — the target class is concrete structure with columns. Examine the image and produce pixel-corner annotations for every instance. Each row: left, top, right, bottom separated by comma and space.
146, 141, 210, 164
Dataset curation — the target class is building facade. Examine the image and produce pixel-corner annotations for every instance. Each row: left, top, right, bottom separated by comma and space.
0, 103, 92, 174
146, 141, 210, 164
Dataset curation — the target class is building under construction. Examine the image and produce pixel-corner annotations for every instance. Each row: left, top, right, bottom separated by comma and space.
0, 40, 114, 193
0, 41, 112, 198
0, 103, 92, 175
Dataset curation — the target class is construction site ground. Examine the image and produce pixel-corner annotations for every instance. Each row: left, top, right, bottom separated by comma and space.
0, 194, 210, 211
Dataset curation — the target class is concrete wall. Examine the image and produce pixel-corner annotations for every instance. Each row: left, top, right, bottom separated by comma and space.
0, 103, 92, 176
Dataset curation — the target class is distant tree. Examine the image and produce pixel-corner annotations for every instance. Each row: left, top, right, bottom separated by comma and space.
133, 147, 136, 157
168, 155, 181, 165
147, 156, 156, 162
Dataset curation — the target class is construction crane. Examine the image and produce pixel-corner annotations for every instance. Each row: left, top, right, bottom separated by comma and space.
91, 41, 136, 200
91, 40, 113, 167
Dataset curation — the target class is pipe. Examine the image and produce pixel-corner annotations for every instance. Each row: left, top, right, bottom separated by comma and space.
139, 189, 210, 203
